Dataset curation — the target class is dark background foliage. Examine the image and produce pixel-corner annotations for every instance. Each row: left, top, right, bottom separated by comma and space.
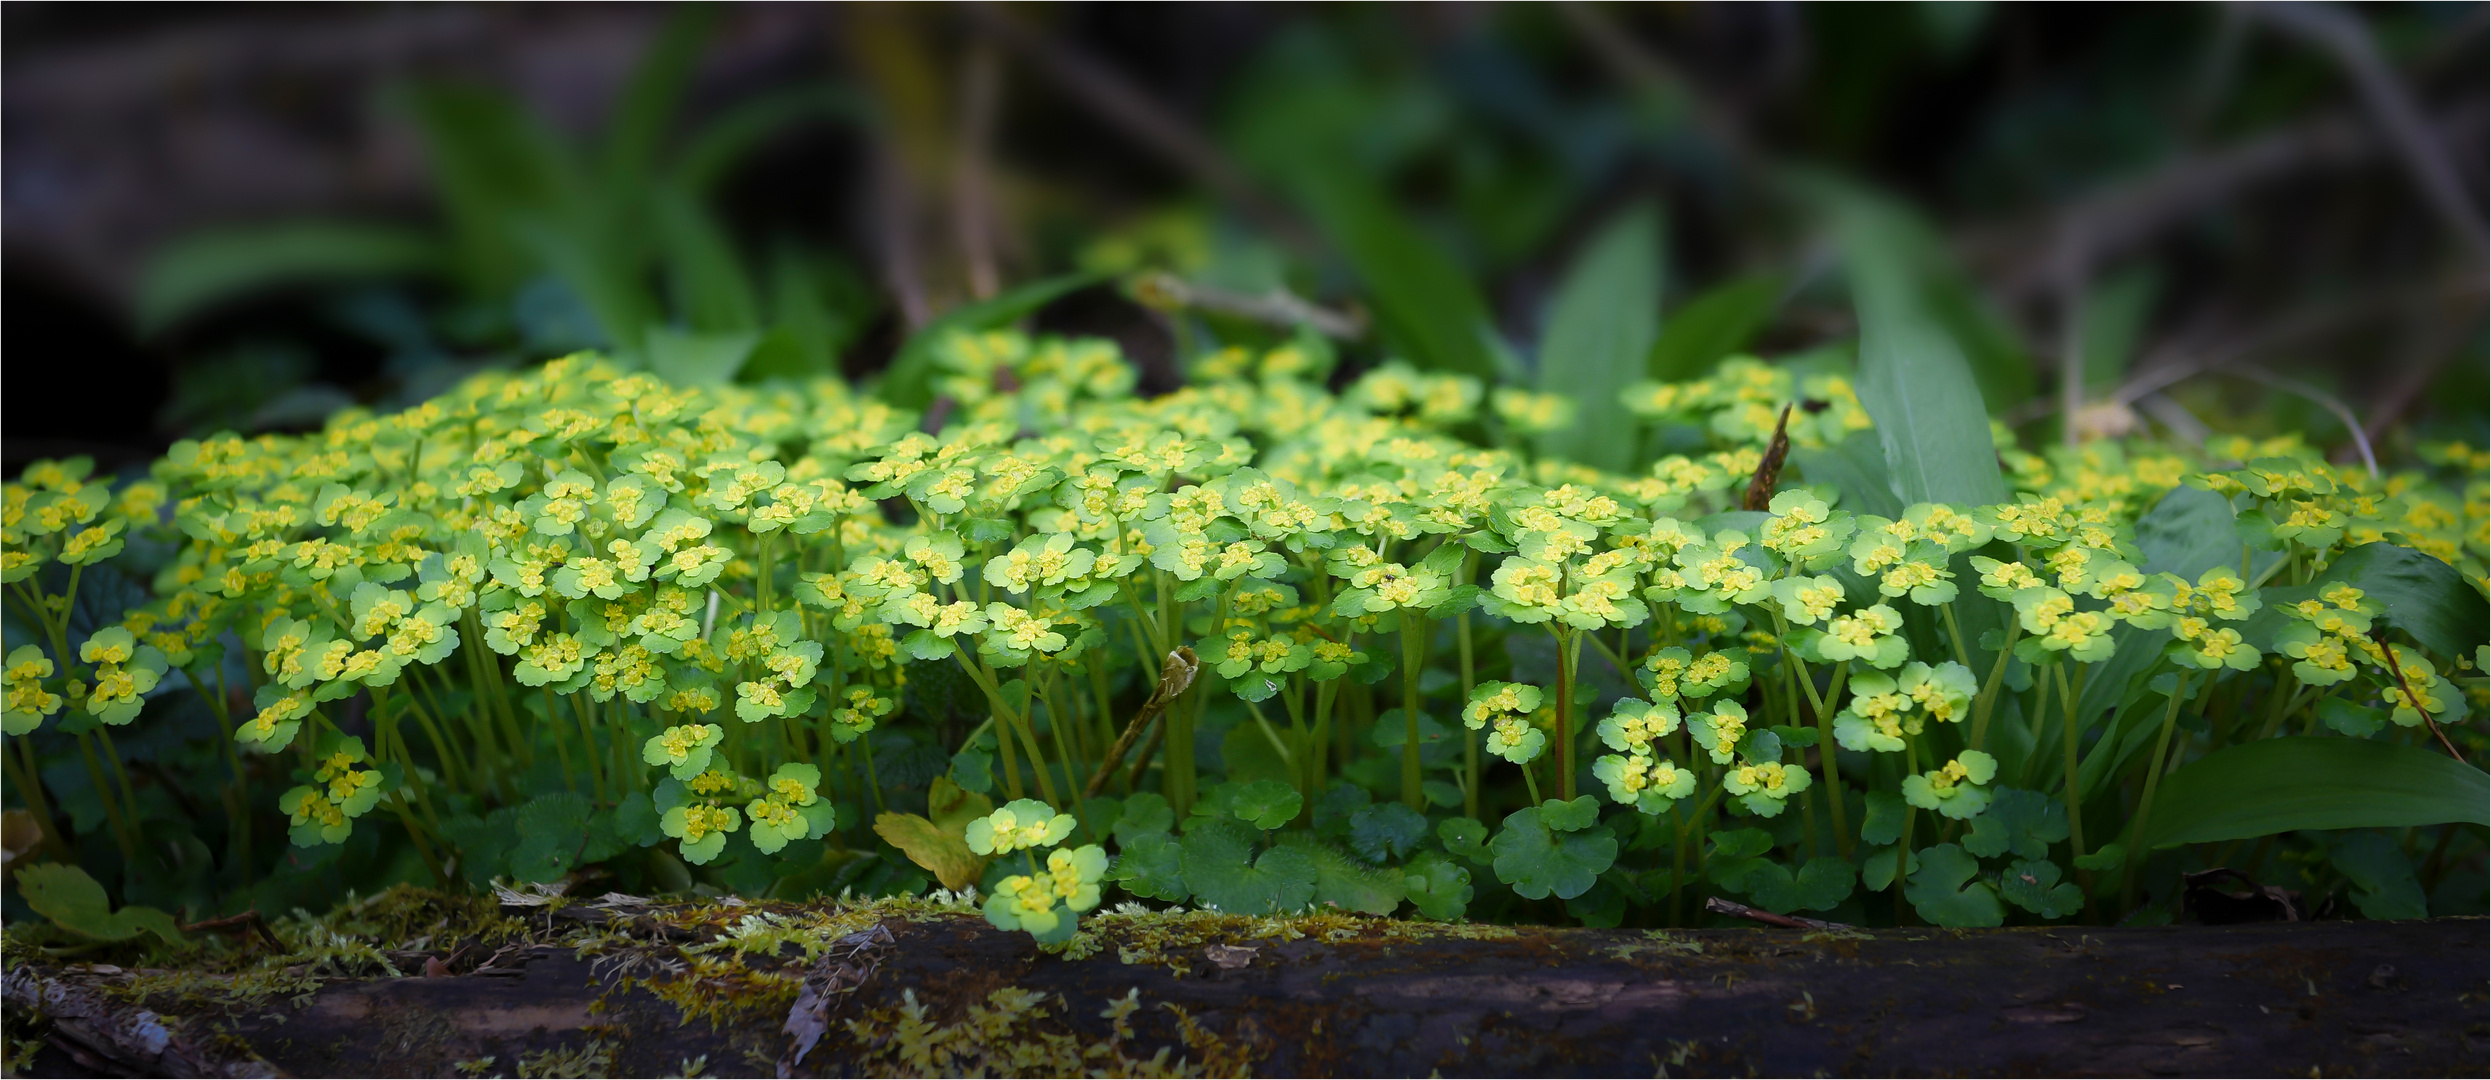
5, 2, 2484, 474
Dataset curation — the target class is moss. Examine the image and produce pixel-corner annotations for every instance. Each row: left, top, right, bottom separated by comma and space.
835, 984, 1253, 1078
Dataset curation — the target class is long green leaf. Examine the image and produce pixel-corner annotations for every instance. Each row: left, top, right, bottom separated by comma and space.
1287, 158, 1503, 379
136, 223, 444, 335
509, 215, 657, 356
599, 4, 719, 192
1648, 272, 1782, 382
2142, 736, 2489, 849
2317, 543, 2489, 663
878, 272, 1106, 407
1790, 430, 1902, 519
672, 85, 865, 195
1837, 202, 2009, 508
654, 186, 760, 334
399, 84, 579, 294
1535, 203, 1662, 472
645, 327, 759, 387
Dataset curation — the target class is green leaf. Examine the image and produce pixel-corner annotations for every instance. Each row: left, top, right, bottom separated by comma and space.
2079, 265, 2161, 393
1960, 788, 2068, 861
2142, 737, 2490, 849
1401, 852, 1473, 921
1536, 203, 1662, 472
1860, 791, 1908, 846
673, 86, 864, 196
1219, 723, 1296, 786
1649, 272, 1782, 382
138, 224, 446, 335
1904, 843, 2004, 927
2318, 697, 2387, 739
1280, 158, 1502, 379
646, 327, 760, 387
879, 272, 1106, 407
398, 83, 579, 294
1280, 834, 1405, 915
508, 792, 621, 883
1349, 802, 1430, 863
2317, 543, 2489, 663
598, 4, 718, 189
1741, 857, 1856, 914
1438, 817, 1492, 863
2327, 832, 2428, 921
1791, 430, 1902, 520
1489, 804, 1618, 901
1229, 779, 1304, 830
2135, 487, 2280, 581
874, 812, 989, 893
1835, 199, 2010, 508
1997, 858, 2084, 919
15, 863, 183, 944
1112, 793, 1176, 845
1180, 820, 1316, 914
654, 186, 761, 334
1859, 844, 1921, 892
1105, 832, 1188, 902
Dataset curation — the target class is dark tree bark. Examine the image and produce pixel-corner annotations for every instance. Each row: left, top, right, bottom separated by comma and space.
9, 907, 2483, 1078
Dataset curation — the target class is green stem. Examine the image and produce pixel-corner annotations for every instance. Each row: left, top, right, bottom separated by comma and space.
2119, 670, 2192, 911
1554, 628, 1581, 801
1968, 620, 2022, 752
6, 740, 72, 862
1457, 608, 1480, 821
2054, 663, 2096, 922
1895, 739, 1918, 924
1400, 612, 1425, 810
73, 730, 141, 864
1817, 660, 1853, 860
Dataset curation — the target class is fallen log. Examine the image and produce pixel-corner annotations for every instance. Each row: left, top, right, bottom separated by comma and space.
7, 896, 2482, 1077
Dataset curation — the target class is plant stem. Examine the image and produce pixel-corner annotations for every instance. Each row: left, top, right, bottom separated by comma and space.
1400, 612, 1425, 810
1554, 628, 1582, 801
1895, 738, 1919, 924
1457, 607, 1479, 820
1817, 660, 1853, 859
1968, 620, 2022, 752
5, 739, 71, 862
2119, 671, 2192, 910
2053, 663, 2096, 922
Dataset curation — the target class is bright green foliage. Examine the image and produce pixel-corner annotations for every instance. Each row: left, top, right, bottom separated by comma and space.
1489, 799, 1617, 900
1, 318, 2482, 943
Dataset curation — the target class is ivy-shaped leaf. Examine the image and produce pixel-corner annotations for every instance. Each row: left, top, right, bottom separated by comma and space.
1489, 802, 1618, 901
1997, 858, 2083, 919
2328, 831, 2428, 921
15, 863, 183, 944
1402, 852, 1473, 921
1113, 793, 1176, 845
1105, 832, 1187, 903
1960, 788, 2067, 860
1180, 819, 1316, 914
1438, 817, 1492, 864
1280, 834, 1405, 915
1229, 779, 1303, 830
1904, 843, 2004, 927
1348, 802, 1429, 864
1860, 791, 1907, 846
1742, 857, 1857, 914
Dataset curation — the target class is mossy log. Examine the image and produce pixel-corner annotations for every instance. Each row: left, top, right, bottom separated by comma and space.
7, 897, 2483, 1078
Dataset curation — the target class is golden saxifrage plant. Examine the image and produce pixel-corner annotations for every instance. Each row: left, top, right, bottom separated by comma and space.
3, 333, 2484, 940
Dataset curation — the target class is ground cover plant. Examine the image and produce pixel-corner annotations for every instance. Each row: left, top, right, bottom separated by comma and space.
5, 298, 2484, 953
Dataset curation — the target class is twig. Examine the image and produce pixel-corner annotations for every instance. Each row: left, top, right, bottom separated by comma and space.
1739, 404, 1793, 512
1128, 272, 1365, 339
1703, 896, 1855, 931
2371, 629, 2465, 763
963, 3, 1319, 257
1551, 1, 1756, 170
1086, 647, 1198, 800
953, 39, 1003, 301
2251, 2, 2487, 255
178, 908, 283, 950
2220, 367, 2378, 478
